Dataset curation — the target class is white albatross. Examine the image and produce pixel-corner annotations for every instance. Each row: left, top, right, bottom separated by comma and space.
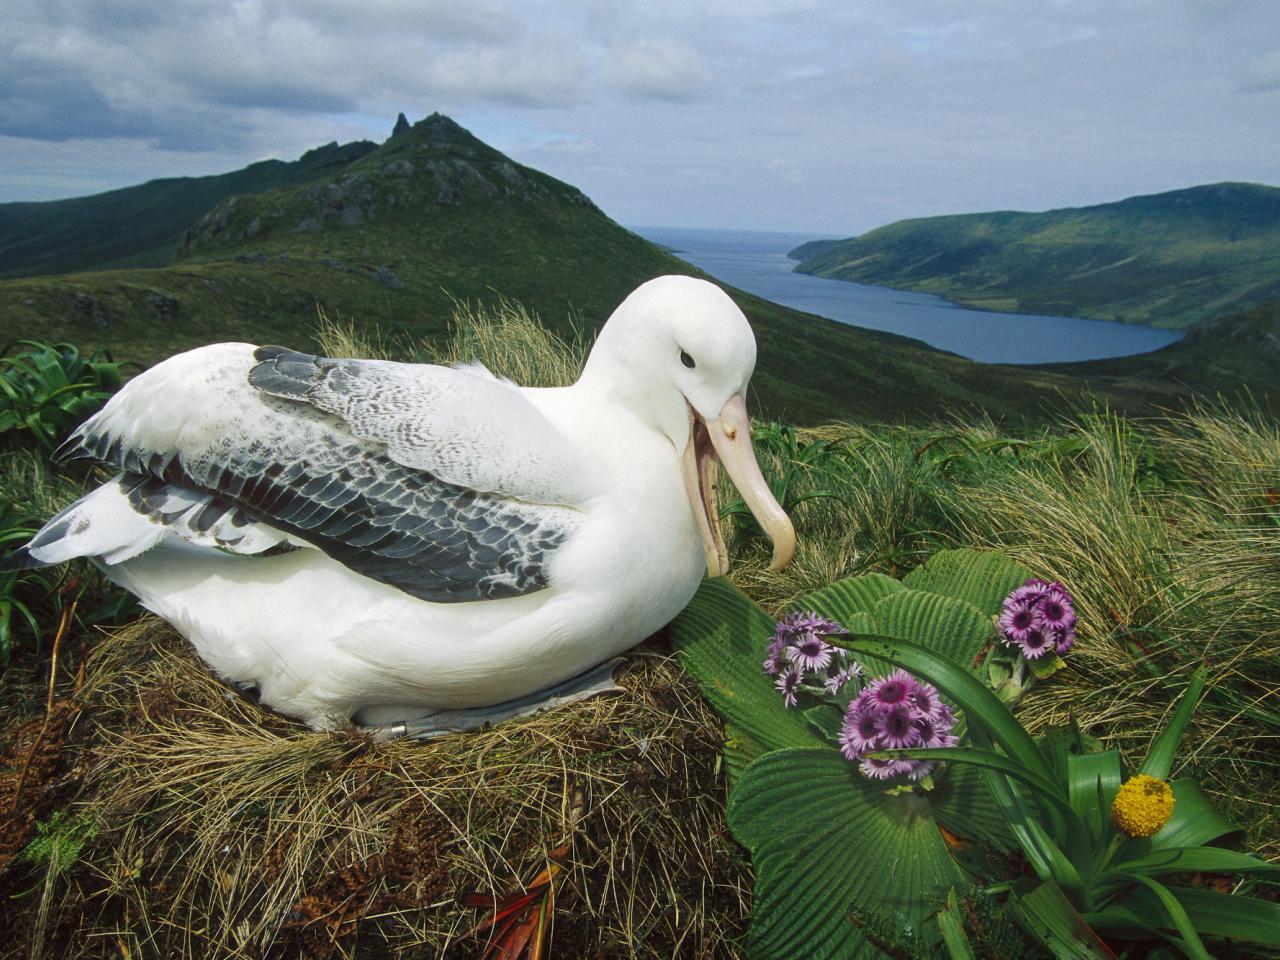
8, 276, 795, 732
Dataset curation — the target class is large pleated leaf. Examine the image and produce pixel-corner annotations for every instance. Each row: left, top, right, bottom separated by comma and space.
670, 577, 822, 754
791, 572, 904, 620
870, 590, 992, 675
902, 549, 1035, 618
728, 748, 965, 960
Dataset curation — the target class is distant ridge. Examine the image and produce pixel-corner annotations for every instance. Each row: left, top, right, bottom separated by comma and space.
0, 140, 377, 277
792, 183, 1280, 329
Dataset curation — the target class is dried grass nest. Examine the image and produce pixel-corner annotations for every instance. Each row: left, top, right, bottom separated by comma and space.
0, 617, 750, 959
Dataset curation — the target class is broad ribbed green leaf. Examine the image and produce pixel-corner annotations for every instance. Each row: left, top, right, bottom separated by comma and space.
793, 572, 904, 621
901, 549, 1035, 618
729, 748, 965, 960
671, 578, 823, 754
870, 590, 992, 675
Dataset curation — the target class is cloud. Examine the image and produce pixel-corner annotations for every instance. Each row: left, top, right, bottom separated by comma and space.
602, 38, 711, 102
424, 43, 588, 109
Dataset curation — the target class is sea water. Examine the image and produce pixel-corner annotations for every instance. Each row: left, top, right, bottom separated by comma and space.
633, 225, 1182, 365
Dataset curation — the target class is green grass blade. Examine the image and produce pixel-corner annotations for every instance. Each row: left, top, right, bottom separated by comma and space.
1139, 666, 1207, 780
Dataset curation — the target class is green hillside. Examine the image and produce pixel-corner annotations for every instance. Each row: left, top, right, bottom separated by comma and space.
0, 140, 376, 278
1055, 298, 1280, 411
792, 183, 1280, 328
0, 115, 1271, 424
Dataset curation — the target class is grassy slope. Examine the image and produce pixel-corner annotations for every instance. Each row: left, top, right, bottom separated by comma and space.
0, 140, 376, 278
792, 182, 1280, 328
0, 113, 1183, 427
1049, 300, 1280, 413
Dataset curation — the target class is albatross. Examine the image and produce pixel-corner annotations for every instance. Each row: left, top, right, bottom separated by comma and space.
8, 276, 795, 732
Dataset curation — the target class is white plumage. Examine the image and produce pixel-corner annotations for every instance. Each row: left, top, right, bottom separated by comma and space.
14, 276, 794, 730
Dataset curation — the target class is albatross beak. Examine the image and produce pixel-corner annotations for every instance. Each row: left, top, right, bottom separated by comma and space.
681, 393, 797, 577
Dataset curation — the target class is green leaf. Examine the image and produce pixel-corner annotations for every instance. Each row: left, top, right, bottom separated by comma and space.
1006, 879, 1116, 959
901, 548, 1035, 618
792, 572, 904, 622
1139, 667, 1207, 781
1029, 654, 1066, 679
1110, 845, 1280, 880
1066, 750, 1122, 844
937, 888, 976, 960
728, 747, 965, 960
1117, 875, 1213, 960
1145, 779, 1240, 851
670, 578, 823, 755
1086, 885, 1280, 949
868, 589, 992, 676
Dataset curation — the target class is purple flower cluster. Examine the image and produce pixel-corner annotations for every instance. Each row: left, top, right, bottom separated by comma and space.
998, 578, 1076, 659
763, 612, 860, 707
837, 669, 957, 781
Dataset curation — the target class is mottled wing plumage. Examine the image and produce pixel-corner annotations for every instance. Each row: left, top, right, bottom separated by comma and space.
53, 343, 584, 602
249, 347, 588, 504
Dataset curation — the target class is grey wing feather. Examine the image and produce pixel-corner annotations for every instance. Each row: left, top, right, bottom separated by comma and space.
54, 347, 584, 602
248, 347, 589, 505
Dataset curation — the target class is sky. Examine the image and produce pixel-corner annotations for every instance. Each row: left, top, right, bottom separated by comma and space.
1, 0, 1277, 235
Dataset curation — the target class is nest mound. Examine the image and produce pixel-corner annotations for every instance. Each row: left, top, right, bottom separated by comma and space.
0, 618, 748, 958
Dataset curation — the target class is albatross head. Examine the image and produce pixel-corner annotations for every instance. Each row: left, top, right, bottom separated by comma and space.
582, 275, 796, 577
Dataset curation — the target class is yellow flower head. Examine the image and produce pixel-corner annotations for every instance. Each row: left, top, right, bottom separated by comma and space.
1111, 774, 1176, 838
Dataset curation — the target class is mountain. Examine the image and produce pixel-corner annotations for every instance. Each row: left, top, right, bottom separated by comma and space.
0, 140, 377, 277
0, 115, 1265, 424
791, 183, 1280, 329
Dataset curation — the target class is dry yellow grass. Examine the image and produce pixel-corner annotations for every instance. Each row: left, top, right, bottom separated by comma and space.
1, 619, 747, 959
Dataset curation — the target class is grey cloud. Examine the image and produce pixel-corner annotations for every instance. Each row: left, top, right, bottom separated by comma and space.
602, 39, 711, 102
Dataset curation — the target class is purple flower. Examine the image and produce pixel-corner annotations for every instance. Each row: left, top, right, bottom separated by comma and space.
999, 599, 1046, 647
762, 635, 787, 676
1053, 625, 1075, 655
1018, 626, 1055, 660
1000, 578, 1078, 660
866, 668, 916, 707
1011, 578, 1052, 605
839, 705, 881, 760
787, 635, 835, 672
859, 755, 908, 780
775, 668, 803, 708
876, 704, 918, 749
905, 760, 936, 782
907, 680, 945, 720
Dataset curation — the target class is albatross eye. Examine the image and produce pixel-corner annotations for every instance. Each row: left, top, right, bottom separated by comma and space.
680, 350, 696, 369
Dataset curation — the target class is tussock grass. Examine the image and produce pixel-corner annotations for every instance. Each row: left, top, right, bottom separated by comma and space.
1, 621, 746, 959
315, 297, 587, 388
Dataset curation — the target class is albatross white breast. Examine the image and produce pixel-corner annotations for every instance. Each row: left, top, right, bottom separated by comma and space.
9, 276, 795, 730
